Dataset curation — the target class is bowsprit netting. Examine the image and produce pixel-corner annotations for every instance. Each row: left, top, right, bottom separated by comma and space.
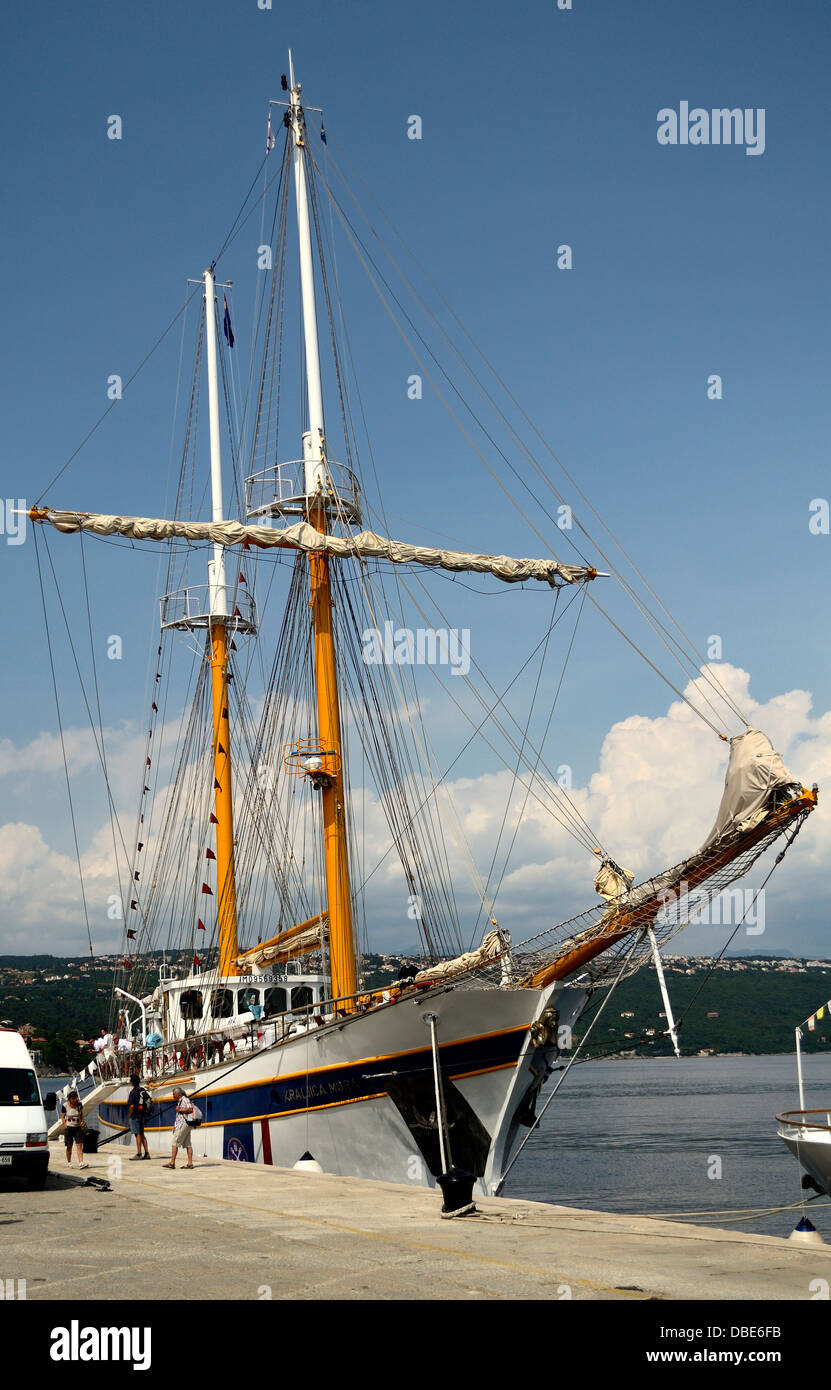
510, 797, 813, 990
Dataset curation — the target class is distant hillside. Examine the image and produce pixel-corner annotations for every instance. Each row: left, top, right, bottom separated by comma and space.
574, 964, 831, 1057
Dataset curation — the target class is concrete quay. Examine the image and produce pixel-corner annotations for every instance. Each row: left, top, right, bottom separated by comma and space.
1, 1141, 827, 1301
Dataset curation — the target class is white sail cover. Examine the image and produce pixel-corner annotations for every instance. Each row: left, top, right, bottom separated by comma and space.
592, 728, 801, 917
594, 860, 634, 903
32, 509, 594, 588
414, 928, 508, 983
701, 727, 800, 851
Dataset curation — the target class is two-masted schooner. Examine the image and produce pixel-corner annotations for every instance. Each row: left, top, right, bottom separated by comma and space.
34, 57, 816, 1197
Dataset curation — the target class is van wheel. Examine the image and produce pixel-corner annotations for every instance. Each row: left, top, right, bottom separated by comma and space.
27, 1171, 48, 1190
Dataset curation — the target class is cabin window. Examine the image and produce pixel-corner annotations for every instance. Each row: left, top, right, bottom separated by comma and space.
237, 988, 261, 1015
291, 986, 314, 1011
263, 987, 287, 1017
180, 990, 203, 1020
209, 988, 233, 1019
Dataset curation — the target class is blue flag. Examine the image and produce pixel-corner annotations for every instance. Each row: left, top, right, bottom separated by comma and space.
223, 295, 235, 349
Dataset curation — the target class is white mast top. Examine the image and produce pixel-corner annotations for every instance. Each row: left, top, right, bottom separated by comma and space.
204, 265, 229, 617
286, 57, 328, 501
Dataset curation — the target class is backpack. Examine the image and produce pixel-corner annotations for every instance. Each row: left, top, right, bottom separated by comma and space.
187, 1102, 203, 1128
139, 1087, 154, 1117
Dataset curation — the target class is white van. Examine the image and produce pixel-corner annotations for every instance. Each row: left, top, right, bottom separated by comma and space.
0, 1027, 55, 1189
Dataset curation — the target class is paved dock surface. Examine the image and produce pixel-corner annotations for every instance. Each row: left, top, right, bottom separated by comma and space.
0, 1142, 827, 1301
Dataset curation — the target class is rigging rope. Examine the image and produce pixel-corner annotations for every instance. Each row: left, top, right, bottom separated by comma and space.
311, 132, 750, 732
32, 530, 98, 980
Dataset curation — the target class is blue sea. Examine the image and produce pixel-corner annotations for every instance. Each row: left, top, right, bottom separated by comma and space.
509, 1053, 831, 1239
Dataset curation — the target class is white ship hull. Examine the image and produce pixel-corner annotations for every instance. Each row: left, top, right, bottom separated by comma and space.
98, 980, 588, 1195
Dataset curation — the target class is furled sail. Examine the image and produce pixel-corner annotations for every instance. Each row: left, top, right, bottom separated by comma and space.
30, 508, 596, 588
523, 728, 815, 989
233, 914, 328, 969
413, 927, 510, 984
700, 728, 801, 850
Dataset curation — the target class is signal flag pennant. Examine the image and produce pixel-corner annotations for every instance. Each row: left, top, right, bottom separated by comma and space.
223, 295, 235, 348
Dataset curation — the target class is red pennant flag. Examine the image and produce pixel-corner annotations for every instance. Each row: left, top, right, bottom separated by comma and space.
130, 900, 137, 910
146, 757, 151, 768
143, 785, 150, 794
133, 871, 140, 882
209, 813, 218, 825
137, 842, 144, 852
152, 701, 158, 712
233, 606, 242, 619
239, 572, 247, 585
205, 848, 216, 860
229, 641, 237, 653
217, 742, 226, 756
148, 729, 152, 738
201, 883, 213, 895
193, 954, 201, 969
214, 779, 221, 790
126, 929, 136, 940
197, 919, 206, 931
123, 957, 133, 971
243, 541, 251, 550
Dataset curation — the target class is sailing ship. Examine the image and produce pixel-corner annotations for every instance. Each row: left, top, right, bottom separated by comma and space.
35, 57, 817, 1197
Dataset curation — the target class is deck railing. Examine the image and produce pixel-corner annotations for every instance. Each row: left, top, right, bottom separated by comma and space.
776, 1109, 831, 1133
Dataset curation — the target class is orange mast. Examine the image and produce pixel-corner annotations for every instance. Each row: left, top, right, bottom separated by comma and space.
203, 266, 240, 978
287, 57, 357, 1006
210, 621, 239, 976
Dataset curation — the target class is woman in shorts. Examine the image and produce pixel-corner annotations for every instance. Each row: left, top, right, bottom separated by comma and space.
60, 1090, 88, 1169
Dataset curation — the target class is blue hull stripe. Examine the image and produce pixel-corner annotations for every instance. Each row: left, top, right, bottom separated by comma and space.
98, 1029, 526, 1131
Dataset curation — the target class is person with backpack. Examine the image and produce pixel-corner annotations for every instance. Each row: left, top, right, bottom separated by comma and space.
127, 1072, 151, 1160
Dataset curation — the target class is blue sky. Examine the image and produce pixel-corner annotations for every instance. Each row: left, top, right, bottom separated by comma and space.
1, 0, 830, 957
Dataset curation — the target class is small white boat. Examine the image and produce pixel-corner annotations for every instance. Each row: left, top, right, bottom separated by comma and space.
777, 1003, 831, 1195
777, 1110, 831, 1196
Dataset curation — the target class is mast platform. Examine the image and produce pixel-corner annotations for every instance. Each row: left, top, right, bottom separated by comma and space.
245, 459, 362, 525
160, 585, 258, 635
